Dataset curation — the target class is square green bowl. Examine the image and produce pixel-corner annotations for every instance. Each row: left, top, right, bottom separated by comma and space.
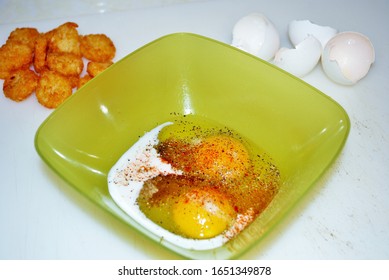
34, 32, 350, 259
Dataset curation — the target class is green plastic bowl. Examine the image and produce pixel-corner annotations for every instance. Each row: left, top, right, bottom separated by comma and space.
35, 33, 350, 259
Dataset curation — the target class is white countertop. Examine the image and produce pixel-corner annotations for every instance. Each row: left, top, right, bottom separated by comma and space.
1, 0, 388, 260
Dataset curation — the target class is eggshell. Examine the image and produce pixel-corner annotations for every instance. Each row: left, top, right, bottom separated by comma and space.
289, 20, 337, 49
232, 13, 280, 61
321, 31, 375, 85
273, 36, 322, 77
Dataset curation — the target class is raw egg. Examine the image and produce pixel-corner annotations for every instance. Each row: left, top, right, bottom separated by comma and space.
173, 188, 235, 239
108, 115, 281, 250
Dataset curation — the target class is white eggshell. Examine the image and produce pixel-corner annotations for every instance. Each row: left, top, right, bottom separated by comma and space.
273, 36, 322, 77
289, 20, 337, 49
232, 13, 280, 61
321, 31, 375, 85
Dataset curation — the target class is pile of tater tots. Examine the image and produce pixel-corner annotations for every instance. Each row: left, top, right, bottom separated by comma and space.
0, 22, 116, 108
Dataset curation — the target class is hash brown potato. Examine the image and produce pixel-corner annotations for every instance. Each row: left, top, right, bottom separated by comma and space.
0, 42, 34, 79
77, 74, 92, 89
86, 61, 113, 77
33, 32, 52, 73
6, 27, 39, 50
47, 52, 84, 77
36, 70, 73, 109
3, 68, 38, 102
80, 34, 116, 62
48, 22, 81, 56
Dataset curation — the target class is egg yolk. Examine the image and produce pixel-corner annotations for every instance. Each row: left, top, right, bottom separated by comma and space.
172, 188, 235, 239
193, 135, 250, 181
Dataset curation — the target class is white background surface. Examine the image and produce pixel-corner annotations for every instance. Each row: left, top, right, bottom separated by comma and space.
0, 0, 388, 259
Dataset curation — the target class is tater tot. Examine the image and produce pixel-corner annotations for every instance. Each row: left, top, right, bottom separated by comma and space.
86, 61, 113, 77
0, 21, 117, 109
3, 69, 38, 102
7, 27, 40, 50
80, 34, 115, 62
33, 32, 53, 73
47, 52, 84, 77
36, 70, 72, 108
48, 22, 81, 56
77, 74, 92, 89
66, 75, 80, 89
0, 42, 34, 79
